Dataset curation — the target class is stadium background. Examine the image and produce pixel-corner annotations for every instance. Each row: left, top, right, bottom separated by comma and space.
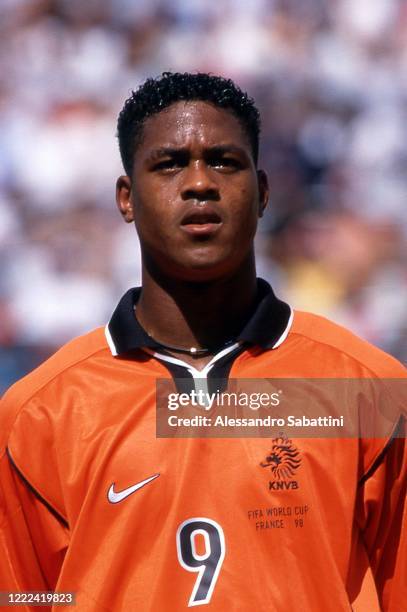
1, 0, 406, 393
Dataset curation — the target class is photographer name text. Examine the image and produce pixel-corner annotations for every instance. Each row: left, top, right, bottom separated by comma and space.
165, 391, 344, 428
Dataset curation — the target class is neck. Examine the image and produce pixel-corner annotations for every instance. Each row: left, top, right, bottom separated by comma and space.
136, 255, 258, 352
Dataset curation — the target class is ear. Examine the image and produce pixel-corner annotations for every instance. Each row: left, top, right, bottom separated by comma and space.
116, 175, 135, 223
257, 169, 269, 218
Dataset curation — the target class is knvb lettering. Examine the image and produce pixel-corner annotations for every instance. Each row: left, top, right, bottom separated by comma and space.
269, 480, 299, 491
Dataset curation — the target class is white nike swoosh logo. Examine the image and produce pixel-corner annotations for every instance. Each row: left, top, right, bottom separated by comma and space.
107, 473, 160, 504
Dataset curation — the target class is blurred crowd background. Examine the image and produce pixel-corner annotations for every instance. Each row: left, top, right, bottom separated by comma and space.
1, 0, 406, 391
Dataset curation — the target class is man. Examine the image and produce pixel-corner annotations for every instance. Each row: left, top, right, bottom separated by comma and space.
0, 72, 405, 611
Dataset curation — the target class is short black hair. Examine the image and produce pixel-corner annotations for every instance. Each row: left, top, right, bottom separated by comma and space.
117, 72, 261, 176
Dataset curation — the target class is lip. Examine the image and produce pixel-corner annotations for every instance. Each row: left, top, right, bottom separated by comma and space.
180, 206, 223, 236
181, 222, 223, 236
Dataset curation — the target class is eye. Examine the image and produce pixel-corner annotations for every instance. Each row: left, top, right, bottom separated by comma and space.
210, 156, 242, 172
153, 159, 183, 172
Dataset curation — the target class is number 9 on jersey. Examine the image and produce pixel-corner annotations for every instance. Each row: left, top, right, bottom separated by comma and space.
176, 517, 226, 607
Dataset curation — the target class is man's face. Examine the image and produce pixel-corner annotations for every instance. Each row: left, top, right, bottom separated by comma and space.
116, 101, 268, 282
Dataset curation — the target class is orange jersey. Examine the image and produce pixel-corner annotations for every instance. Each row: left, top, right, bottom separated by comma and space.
0, 283, 406, 611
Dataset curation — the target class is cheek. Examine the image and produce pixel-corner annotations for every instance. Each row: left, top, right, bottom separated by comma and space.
132, 195, 157, 239
134, 177, 178, 216
232, 184, 259, 222
238, 175, 259, 201
133, 195, 176, 246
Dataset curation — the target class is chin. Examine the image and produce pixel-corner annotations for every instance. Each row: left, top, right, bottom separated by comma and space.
146, 244, 250, 283
171, 255, 241, 283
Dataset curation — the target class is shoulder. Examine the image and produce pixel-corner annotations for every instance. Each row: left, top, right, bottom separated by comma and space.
290, 310, 406, 378
0, 327, 108, 443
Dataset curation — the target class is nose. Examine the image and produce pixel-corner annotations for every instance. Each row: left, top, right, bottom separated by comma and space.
181, 161, 220, 202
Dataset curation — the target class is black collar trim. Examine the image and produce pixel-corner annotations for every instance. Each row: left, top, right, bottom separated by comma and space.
105, 279, 293, 357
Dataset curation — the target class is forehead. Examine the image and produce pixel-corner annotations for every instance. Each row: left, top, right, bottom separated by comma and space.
137, 101, 251, 154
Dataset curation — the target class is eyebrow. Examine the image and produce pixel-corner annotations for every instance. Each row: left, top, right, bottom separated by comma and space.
147, 147, 188, 161
206, 145, 248, 157
147, 144, 248, 160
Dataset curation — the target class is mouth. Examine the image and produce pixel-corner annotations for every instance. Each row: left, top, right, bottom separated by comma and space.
180, 208, 223, 236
